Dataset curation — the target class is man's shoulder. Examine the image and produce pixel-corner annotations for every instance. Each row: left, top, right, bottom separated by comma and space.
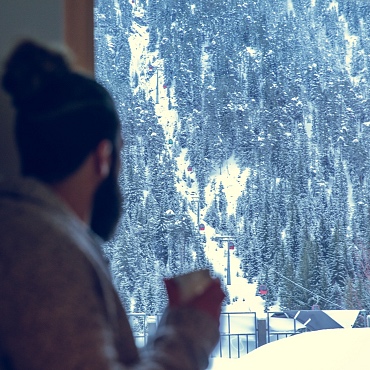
0, 192, 71, 243
0, 177, 83, 242
0, 177, 110, 282
0, 180, 90, 263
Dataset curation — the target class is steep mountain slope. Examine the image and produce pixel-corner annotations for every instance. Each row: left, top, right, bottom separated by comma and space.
95, 0, 370, 314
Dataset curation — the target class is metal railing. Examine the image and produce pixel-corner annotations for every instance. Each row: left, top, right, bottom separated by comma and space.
213, 312, 257, 358
127, 313, 162, 347
126, 310, 366, 358
214, 333, 257, 358
266, 311, 304, 343
127, 311, 258, 359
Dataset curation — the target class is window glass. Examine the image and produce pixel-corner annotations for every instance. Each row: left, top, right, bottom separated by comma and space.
95, 1, 370, 318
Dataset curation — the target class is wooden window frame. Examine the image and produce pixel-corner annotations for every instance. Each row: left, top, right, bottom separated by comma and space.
64, 0, 94, 73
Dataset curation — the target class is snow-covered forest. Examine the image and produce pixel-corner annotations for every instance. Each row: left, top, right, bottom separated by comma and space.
94, 0, 370, 314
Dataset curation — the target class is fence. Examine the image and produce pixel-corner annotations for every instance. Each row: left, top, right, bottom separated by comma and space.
266, 311, 306, 343
127, 310, 364, 358
126, 311, 306, 358
127, 311, 260, 358
213, 312, 258, 358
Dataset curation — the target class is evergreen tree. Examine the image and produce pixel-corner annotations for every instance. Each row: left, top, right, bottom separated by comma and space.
95, 0, 370, 314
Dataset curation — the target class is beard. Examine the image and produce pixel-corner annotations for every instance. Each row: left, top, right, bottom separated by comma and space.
90, 168, 123, 241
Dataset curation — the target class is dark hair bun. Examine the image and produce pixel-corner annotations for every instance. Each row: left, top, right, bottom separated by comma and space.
2, 40, 70, 110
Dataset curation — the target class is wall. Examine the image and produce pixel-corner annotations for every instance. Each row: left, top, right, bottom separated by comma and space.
0, 0, 93, 180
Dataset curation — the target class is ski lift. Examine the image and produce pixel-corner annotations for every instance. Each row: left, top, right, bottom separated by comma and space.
199, 223, 205, 231
187, 166, 193, 172
228, 241, 235, 250
259, 284, 268, 295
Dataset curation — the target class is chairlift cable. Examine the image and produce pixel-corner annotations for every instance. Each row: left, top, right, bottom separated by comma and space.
267, 266, 346, 310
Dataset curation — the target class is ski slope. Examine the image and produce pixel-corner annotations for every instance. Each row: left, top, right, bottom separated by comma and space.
126, 6, 367, 369
128, 5, 269, 317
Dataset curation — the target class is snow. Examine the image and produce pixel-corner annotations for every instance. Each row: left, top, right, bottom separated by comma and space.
123, 4, 369, 368
173, 151, 268, 317
245, 47, 258, 57
201, 43, 212, 84
287, 0, 295, 17
206, 240, 267, 317
328, 1, 338, 13
204, 155, 250, 216
113, 0, 123, 28
210, 328, 370, 370
340, 12, 360, 83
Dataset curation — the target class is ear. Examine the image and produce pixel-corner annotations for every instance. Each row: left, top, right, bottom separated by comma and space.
94, 139, 112, 178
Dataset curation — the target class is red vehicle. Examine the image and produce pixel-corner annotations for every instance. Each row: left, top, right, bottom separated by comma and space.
259, 284, 268, 295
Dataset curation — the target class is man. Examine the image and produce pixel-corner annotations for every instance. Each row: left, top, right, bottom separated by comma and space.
0, 40, 224, 369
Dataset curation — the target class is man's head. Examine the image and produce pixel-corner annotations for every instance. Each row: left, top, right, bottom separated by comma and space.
2, 40, 123, 240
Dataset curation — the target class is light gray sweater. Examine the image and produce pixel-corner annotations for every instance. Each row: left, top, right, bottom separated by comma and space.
0, 178, 219, 369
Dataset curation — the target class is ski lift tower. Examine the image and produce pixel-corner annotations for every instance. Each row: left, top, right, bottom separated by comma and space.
155, 66, 165, 104
191, 194, 200, 227
148, 63, 164, 104
213, 235, 235, 285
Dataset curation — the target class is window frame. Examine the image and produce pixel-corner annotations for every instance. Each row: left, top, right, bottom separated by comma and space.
64, 0, 94, 73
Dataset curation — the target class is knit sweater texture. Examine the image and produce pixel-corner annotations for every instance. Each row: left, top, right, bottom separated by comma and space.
0, 178, 219, 370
